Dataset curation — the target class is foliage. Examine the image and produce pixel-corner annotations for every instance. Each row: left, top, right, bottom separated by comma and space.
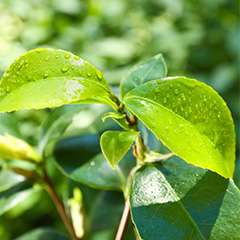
0, 1, 239, 240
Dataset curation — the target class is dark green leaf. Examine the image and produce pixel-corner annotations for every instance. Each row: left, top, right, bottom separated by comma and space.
0, 48, 117, 112
131, 157, 240, 240
100, 130, 138, 168
121, 54, 167, 97
69, 154, 124, 190
124, 77, 236, 178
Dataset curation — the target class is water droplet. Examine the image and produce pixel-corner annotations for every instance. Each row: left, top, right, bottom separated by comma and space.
55, 55, 60, 59
64, 53, 70, 59
74, 55, 80, 61
96, 72, 103, 80
163, 97, 167, 104
87, 73, 91, 77
45, 56, 50, 61
61, 66, 69, 73
90, 161, 95, 166
43, 73, 48, 79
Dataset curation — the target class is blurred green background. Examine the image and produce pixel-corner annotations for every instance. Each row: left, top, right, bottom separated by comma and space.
0, 0, 239, 239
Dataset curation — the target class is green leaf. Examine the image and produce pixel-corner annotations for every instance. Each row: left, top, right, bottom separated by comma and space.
102, 112, 130, 130
121, 53, 167, 97
0, 48, 117, 112
67, 154, 124, 190
100, 130, 138, 168
123, 77, 235, 178
130, 157, 240, 240
15, 228, 67, 240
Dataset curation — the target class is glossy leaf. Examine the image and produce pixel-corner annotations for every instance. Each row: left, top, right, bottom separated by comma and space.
121, 53, 167, 97
124, 77, 235, 178
69, 154, 124, 190
0, 48, 117, 112
16, 228, 67, 240
100, 130, 138, 168
131, 157, 240, 240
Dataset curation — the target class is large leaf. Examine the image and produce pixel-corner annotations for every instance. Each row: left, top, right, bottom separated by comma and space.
121, 53, 167, 97
100, 130, 138, 168
15, 228, 67, 240
0, 48, 117, 112
131, 157, 240, 240
123, 77, 235, 178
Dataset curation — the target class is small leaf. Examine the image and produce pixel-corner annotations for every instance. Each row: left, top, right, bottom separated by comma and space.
102, 112, 130, 130
100, 130, 138, 168
121, 53, 167, 97
0, 134, 41, 162
0, 48, 117, 112
130, 157, 240, 240
124, 77, 236, 178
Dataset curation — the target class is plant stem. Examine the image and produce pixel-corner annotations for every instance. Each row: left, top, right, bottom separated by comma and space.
115, 199, 130, 240
43, 170, 79, 240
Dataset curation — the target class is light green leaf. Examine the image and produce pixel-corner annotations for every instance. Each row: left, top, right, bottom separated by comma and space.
123, 77, 236, 178
100, 130, 138, 168
130, 157, 240, 240
102, 112, 130, 130
0, 134, 41, 162
121, 53, 167, 97
0, 48, 117, 112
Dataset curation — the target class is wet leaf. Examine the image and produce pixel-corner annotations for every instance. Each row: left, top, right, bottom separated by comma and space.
100, 130, 138, 168
124, 77, 236, 178
131, 157, 240, 240
0, 48, 117, 112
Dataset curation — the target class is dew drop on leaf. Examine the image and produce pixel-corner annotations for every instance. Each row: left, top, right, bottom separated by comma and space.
43, 73, 48, 79
64, 53, 71, 59
96, 71, 103, 80
61, 66, 69, 73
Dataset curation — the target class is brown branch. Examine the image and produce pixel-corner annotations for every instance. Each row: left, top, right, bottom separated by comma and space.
43, 170, 79, 240
115, 199, 130, 240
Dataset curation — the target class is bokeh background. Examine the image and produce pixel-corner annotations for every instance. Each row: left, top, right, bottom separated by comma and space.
0, 0, 239, 239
